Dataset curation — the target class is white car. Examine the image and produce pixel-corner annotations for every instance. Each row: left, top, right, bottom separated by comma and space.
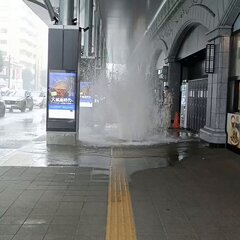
32, 91, 46, 108
0, 92, 6, 117
3, 90, 34, 112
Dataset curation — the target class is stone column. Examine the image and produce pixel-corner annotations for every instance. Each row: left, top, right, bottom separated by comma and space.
200, 26, 232, 144
165, 57, 181, 120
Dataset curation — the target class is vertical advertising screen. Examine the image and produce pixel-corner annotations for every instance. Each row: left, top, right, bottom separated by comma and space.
48, 71, 76, 119
80, 82, 93, 108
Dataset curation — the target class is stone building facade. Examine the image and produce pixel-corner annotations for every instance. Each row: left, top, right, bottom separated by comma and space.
130, 0, 240, 145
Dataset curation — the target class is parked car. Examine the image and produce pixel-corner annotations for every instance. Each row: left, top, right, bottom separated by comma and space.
3, 90, 33, 112
0, 92, 6, 117
0, 87, 11, 96
32, 91, 46, 108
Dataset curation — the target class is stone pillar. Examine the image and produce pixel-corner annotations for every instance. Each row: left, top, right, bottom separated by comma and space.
200, 26, 232, 144
166, 57, 181, 120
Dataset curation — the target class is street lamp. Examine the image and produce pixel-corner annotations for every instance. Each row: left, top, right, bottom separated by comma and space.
205, 44, 215, 73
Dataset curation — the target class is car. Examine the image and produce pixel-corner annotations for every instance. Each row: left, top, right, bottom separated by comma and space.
3, 90, 33, 112
0, 92, 6, 117
32, 91, 46, 108
0, 87, 11, 96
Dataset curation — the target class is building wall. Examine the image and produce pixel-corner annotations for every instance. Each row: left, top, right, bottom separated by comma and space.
130, 0, 240, 144
145, 0, 237, 61
0, 0, 47, 90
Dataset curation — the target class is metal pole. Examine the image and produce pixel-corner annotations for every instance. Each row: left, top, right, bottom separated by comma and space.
43, 0, 58, 23
83, 0, 93, 56
76, 0, 81, 26
76, 28, 82, 135
76, 0, 82, 136
59, 0, 74, 25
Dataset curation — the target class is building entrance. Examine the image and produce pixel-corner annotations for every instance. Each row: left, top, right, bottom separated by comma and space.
187, 78, 208, 132
180, 49, 208, 132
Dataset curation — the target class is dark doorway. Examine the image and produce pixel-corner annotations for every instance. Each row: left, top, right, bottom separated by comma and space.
180, 49, 208, 132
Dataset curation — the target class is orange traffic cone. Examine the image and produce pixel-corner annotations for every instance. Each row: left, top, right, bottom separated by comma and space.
173, 112, 180, 129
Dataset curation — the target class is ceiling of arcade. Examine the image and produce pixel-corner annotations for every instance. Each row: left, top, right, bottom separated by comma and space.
24, 0, 165, 64
99, 0, 164, 64
23, 0, 239, 66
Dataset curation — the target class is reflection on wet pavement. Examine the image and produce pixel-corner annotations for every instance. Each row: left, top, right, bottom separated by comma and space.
0, 109, 46, 158
0, 130, 194, 177
79, 127, 199, 147
0, 132, 239, 240
2, 120, 238, 240
0, 108, 198, 170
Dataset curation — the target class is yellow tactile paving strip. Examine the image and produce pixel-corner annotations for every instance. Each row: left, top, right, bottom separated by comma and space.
106, 157, 137, 240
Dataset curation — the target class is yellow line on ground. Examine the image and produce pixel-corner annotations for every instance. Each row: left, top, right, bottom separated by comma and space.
106, 154, 137, 240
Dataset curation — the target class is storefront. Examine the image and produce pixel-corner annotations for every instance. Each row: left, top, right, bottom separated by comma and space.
177, 25, 208, 132
227, 14, 240, 151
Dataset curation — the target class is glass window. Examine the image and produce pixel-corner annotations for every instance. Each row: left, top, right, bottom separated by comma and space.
229, 32, 240, 113
231, 32, 240, 77
0, 28, 7, 33
230, 81, 240, 113
0, 40, 7, 44
9, 90, 26, 98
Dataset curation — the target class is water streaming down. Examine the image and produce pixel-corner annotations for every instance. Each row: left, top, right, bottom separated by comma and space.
78, 63, 175, 146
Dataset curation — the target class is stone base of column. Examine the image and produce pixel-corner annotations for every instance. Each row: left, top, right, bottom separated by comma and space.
200, 127, 226, 144
47, 131, 77, 145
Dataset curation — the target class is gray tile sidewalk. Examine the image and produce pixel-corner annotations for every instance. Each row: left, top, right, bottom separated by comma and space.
1, 139, 240, 240
0, 167, 109, 240
130, 142, 240, 240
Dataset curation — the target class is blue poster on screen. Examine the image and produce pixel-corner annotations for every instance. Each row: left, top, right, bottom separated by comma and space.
80, 82, 93, 108
48, 71, 76, 119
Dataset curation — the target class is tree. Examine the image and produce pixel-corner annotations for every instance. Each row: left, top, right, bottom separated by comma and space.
0, 51, 4, 73
40, 69, 47, 88
22, 68, 34, 90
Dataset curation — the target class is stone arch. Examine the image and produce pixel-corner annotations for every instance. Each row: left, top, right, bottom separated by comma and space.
148, 49, 163, 73
168, 21, 210, 59
145, 33, 169, 72
220, 0, 240, 26
184, 3, 217, 30
162, 1, 217, 58
155, 51, 166, 70
164, 18, 211, 122
189, 4, 216, 18
152, 36, 168, 57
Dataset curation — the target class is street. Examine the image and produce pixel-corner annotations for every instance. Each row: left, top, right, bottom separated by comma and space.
0, 108, 46, 157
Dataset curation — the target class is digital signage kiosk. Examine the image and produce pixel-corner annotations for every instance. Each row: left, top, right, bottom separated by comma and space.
47, 70, 77, 132
47, 26, 80, 145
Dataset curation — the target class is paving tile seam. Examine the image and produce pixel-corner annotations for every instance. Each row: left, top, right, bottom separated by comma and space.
0, 168, 77, 232
3, 185, 47, 238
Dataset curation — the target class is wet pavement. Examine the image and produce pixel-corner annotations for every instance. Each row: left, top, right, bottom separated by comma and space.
0, 127, 240, 239
130, 143, 240, 240
0, 166, 109, 240
0, 108, 46, 156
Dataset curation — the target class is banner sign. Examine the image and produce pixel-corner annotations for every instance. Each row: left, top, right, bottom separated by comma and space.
80, 82, 93, 108
227, 113, 240, 148
48, 71, 76, 119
